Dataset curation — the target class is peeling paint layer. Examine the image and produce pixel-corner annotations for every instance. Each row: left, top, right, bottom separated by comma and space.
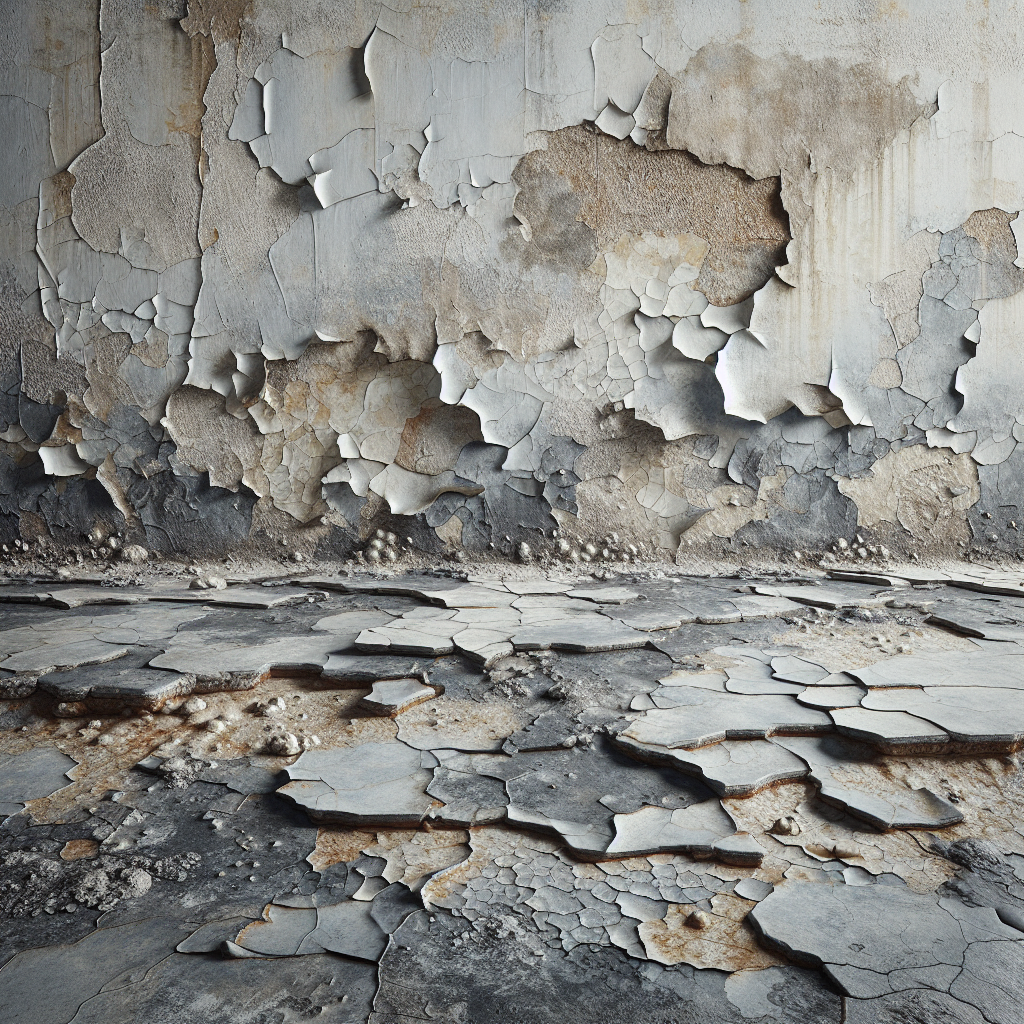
1, 1, 1022, 561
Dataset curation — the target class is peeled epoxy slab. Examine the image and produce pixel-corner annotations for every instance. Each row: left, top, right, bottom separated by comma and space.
775, 736, 963, 830
860, 687, 1024, 748
0, 587, 140, 608
422, 583, 520, 609
926, 595, 1024, 642
312, 609, 407, 638
425, 750, 510, 826
724, 669, 804, 696
749, 881, 1024, 1005
621, 688, 833, 749
278, 741, 437, 825
0, 603, 229, 676
675, 598, 742, 624
503, 580, 571, 595
150, 633, 346, 677
320, 652, 428, 683
0, 582, 315, 609
0, 589, 54, 607
0, 745, 78, 818
505, 805, 613, 855
0, 583, 316, 609
565, 586, 639, 604
0, 638, 130, 673
734, 878, 774, 902
615, 735, 809, 796
650, 619, 795, 663
511, 617, 649, 653
501, 740, 713, 856
719, 652, 800, 697
605, 606, 692, 631
755, 583, 895, 609
946, 571, 1024, 599
231, 899, 389, 961
151, 610, 392, 677
728, 595, 806, 619
929, 610, 1024, 643
142, 585, 318, 608
37, 647, 190, 706
850, 648, 1024, 690
321, 575, 485, 605
797, 684, 867, 709
332, 578, 519, 610
640, 581, 770, 625
639, 675, 730, 705
356, 608, 463, 655
451, 628, 515, 667
826, 570, 910, 587
512, 595, 598, 618
819, 785, 963, 831
770, 655, 830, 685
353, 604, 545, 663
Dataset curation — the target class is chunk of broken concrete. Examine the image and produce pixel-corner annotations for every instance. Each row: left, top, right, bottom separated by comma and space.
358, 678, 436, 716
278, 741, 437, 825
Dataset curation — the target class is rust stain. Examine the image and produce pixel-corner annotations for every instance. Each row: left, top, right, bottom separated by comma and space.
668, 42, 929, 180
59, 838, 100, 861
366, 828, 471, 886
419, 833, 493, 905
639, 893, 785, 971
166, 33, 216, 143
308, 827, 377, 870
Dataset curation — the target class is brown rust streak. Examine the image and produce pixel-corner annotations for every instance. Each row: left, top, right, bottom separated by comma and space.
308, 828, 378, 870
394, 401, 484, 476
180, 0, 253, 46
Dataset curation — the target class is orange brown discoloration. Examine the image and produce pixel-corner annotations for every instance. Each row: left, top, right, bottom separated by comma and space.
60, 838, 100, 861
639, 893, 785, 971
308, 828, 377, 870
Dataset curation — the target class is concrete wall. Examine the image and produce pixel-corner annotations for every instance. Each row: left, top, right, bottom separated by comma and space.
2, 0, 1022, 564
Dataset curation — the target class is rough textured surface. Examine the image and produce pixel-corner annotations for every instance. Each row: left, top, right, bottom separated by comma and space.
1, 0, 1023, 566
3, 1, 1024, 1018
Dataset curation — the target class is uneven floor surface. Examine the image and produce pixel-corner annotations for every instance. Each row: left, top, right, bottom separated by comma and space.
0, 559, 1021, 1023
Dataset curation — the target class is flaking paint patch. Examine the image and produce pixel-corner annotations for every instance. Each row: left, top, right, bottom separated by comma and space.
2, 0, 1023, 562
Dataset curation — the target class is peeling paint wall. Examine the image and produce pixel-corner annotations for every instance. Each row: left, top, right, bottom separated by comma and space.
2, 0, 1023, 562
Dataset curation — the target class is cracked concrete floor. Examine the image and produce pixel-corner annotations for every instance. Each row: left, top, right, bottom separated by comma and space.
0, 562, 1021, 1022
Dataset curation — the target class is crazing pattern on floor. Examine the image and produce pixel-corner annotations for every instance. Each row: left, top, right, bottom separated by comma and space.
0, 564, 1021, 1022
